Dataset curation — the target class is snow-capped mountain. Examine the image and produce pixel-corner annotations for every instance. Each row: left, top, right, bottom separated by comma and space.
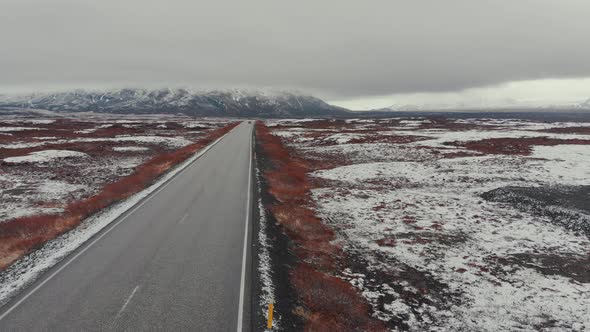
0, 88, 349, 117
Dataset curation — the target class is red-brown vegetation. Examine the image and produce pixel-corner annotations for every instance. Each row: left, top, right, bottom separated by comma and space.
447, 137, 590, 155
276, 119, 405, 135
430, 223, 444, 231
256, 121, 385, 331
0, 122, 238, 270
538, 126, 590, 135
348, 134, 429, 144
0, 119, 198, 148
417, 118, 500, 131
1, 141, 159, 160
376, 237, 397, 247
372, 202, 387, 211
440, 151, 481, 159
272, 119, 354, 131
292, 265, 386, 331
402, 215, 417, 224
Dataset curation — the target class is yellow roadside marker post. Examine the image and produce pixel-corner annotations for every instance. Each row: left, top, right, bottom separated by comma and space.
267, 303, 274, 329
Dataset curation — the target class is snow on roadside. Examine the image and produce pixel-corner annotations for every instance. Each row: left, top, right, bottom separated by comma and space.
0, 130, 231, 306
3, 150, 88, 164
256, 168, 280, 331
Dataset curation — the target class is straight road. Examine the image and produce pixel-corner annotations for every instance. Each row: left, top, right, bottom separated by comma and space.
0, 121, 254, 331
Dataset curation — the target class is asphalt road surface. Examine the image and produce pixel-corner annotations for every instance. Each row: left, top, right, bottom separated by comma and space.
0, 122, 254, 331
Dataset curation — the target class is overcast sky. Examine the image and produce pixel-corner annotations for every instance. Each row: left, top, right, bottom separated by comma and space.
1, 0, 589, 109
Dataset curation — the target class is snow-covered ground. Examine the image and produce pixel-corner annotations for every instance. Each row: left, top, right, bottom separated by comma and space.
0, 127, 42, 132
270, 118, 590, 331
0, 135, 192, 149
112, 146, 150, 152
0, 117, 225, 222
3, 150, 88, 164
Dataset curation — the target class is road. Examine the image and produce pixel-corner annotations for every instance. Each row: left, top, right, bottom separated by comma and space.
0, 121, 254, 331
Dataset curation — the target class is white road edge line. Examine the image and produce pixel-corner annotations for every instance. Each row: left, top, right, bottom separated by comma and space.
0, 123, 239, 322
116, 285, 140, 317
237, 123, 252, 332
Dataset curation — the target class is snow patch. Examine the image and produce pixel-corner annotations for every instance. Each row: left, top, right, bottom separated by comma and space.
3, 150, 88, 164
112, 146, 150, 152
0, 127, 41, 132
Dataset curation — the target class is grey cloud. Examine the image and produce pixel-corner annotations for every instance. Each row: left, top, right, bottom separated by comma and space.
1, 0, 589, 98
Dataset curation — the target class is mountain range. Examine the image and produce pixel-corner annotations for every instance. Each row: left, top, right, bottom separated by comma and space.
0, 88, 349, 117
1, 88, 589, 119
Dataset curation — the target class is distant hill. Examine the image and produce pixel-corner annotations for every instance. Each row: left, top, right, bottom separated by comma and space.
0, 88, 350, 118
387, 98, 590, 112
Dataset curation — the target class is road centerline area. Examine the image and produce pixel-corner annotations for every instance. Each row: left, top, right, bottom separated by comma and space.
117, 285, 140, 317
237, 124, 253, 332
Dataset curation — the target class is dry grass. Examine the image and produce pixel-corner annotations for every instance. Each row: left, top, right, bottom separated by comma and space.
0, 122, 238, 270
539, 126, 590, 135
292, 264, 386, 332
256, 121, 385, 331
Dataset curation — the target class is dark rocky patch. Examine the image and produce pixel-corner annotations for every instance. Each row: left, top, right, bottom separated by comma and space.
485, 253, 590, 283
482, 185, 590, 237
345, 251, 463, 331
